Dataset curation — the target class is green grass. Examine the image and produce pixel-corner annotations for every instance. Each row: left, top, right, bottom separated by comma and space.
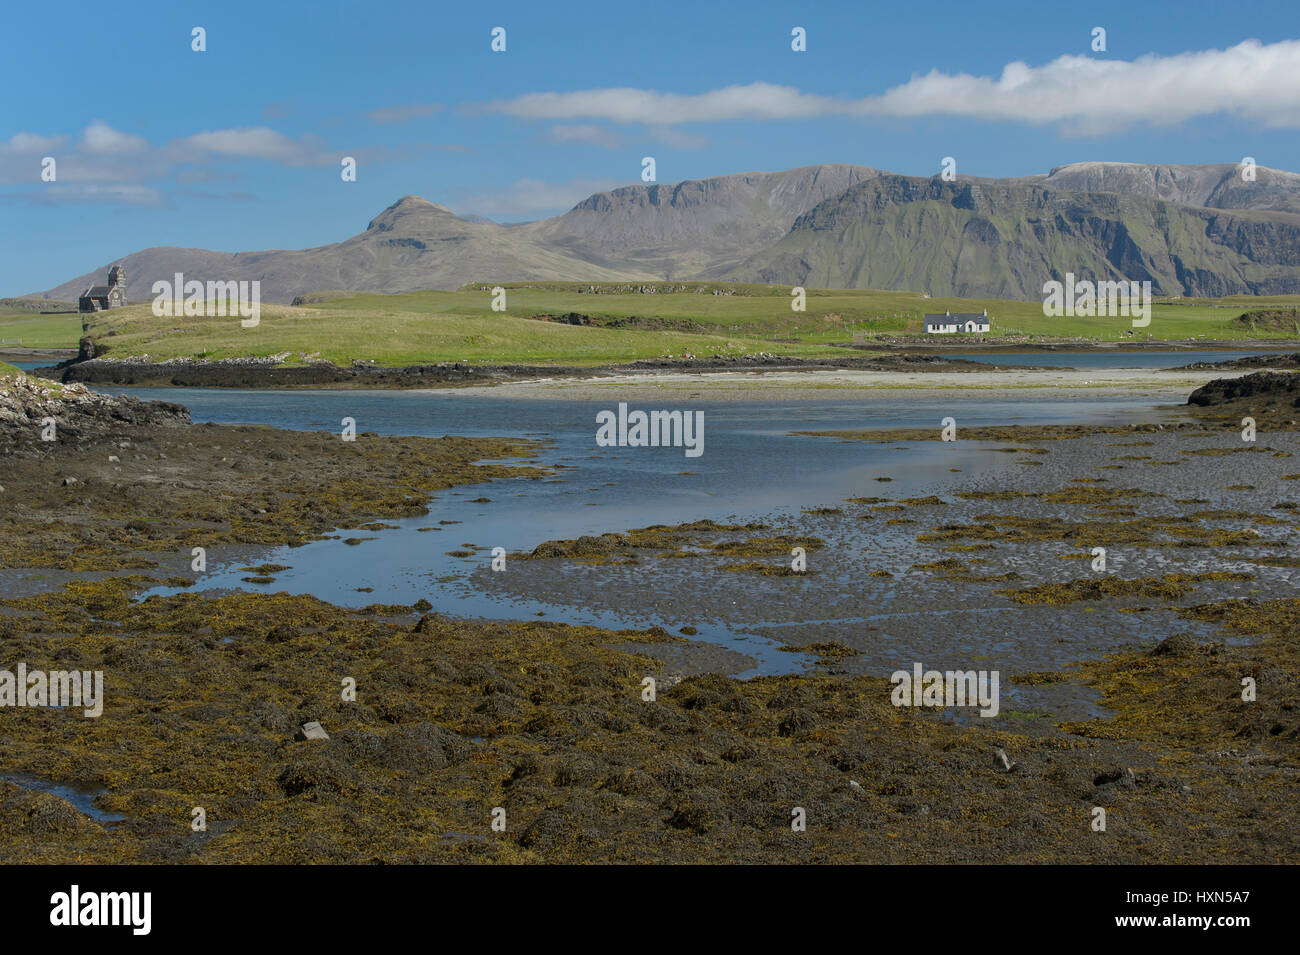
283, 284, 1300, 343
0, 311, 82, 349
78, 299, 843, 366
74, 283, 1300, 367
0, 361, 23, 377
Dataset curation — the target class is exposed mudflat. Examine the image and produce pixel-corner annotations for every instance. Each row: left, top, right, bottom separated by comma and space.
481, 420, 1299, 699
0, 374, 1297, 863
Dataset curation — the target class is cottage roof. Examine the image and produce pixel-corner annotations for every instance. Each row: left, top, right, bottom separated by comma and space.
924, 312, 987, 321
83, 286, 113, 297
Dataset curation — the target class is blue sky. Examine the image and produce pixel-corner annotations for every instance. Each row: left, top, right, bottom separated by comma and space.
3, 0, 1299, 296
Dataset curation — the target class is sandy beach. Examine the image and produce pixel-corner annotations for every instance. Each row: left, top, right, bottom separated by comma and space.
435, 366, 1261, 402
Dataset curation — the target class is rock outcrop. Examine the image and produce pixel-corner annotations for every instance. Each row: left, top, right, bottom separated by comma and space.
0, 370, 189, 452
1185, 370, 1300, 429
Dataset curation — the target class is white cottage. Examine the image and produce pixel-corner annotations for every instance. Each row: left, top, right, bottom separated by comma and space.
923, 310, 990, 334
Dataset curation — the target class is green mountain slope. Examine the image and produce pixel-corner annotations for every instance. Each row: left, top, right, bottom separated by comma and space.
721, 175, 1300, 299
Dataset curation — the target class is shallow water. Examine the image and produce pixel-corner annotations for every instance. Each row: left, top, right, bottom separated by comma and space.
474, 425, 1294, 683
936, 349, 1270, 369
108, 386, 1194, 677
2, 773, 125, 823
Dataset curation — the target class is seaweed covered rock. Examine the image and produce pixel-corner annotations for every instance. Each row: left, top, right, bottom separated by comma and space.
276, 744, 358, 797
13, 791, 99, 835
1151, 632, 1199, 657
342, 723, 469, 773
668, 672, 754, 714
528, 533, 630, 560
1187, 371, 1300, 428
1188, 371, 1300, 406
412, 612, 442, 634
516, 806, 591, 852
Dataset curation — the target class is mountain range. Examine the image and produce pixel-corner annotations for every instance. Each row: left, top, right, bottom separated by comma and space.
36, 161, 1300, 304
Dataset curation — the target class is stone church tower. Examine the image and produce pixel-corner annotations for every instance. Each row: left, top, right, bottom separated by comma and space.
78, 263, 128, 313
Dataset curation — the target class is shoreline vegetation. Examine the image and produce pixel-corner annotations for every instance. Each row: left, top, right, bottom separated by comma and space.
0, 365, 1296, 862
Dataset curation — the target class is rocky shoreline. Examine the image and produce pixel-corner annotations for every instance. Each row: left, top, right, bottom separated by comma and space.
1187, 370, 1300, 427
0, 373, 189, 454
34, 352, 1028, 390
1178, 352, 1300, 371
29, 346, 1300, 393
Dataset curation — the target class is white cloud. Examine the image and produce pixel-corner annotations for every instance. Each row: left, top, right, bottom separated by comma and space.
0, 133, 156, 187
81, 121, 148, 155
171, 126, 325, 163
868, 40, 1300, 133
451, 176, 625, 219
487, 83, 838, 124
0, 132, 66, 155
368, 102, 444, 124
543, 124, 709, 151
482, 39, 1300, 133
0, 122, 337, 193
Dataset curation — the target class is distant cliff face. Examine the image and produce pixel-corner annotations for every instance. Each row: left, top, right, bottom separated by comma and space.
1034, 162, 1300, 216
36, 162, 1300, 303
534, 165, 884, 277
719, 174, 1300, 299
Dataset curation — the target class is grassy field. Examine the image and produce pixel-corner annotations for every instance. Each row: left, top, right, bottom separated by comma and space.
315, 284, 1300, 342
46, 283, 1300, 366
72, 300, 843, 366
0, 310, 82, 350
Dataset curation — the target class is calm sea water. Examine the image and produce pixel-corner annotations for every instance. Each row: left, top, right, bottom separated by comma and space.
93, 385, 1189, 674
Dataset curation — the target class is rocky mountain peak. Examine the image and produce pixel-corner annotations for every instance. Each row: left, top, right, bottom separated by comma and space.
366, 195, 465, 233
